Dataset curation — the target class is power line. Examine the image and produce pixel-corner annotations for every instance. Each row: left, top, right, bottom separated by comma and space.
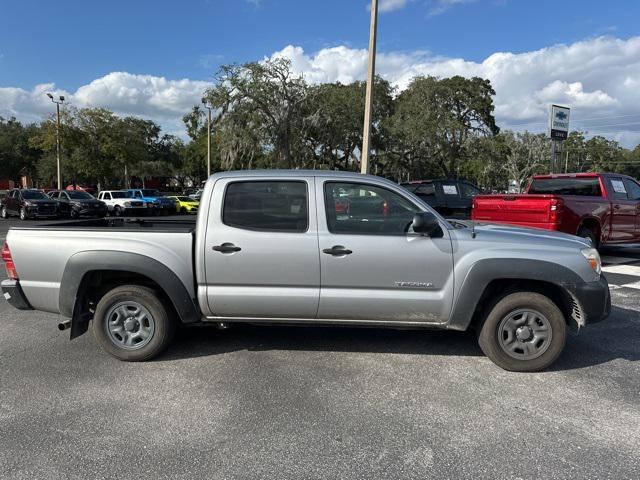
506, 113, 640, 128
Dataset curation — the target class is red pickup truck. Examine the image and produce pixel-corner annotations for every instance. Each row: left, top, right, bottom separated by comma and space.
472, 173, 640, 247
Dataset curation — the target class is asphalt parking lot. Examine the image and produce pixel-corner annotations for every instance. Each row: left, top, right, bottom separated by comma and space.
1, 217, 639, 479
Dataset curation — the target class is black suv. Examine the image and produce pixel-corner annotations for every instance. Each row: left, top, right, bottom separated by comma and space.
48, 190, 107, 218
401, 179, 482, 219
0, 189, 59, 220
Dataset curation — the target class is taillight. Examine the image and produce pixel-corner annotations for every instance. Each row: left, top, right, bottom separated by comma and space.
549, 198, 564, 225
1, 242, 18, 280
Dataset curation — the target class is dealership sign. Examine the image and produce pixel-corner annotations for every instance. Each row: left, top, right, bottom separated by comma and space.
549, 104, 570, 140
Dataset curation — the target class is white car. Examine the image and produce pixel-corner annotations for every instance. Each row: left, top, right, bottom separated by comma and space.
97, 190, 147, 216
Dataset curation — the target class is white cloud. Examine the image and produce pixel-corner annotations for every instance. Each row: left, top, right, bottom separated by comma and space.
2, 36, 640, 147
0, 73, 213, 138
429, 0, 478, 16
375, 0, 479, 15
379, 0, 410, 13
272, 36, 640, 147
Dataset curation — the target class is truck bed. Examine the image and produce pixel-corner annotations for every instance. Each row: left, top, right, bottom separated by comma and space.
11, 217, 196, 233
6, 217, 196, 314
472, 194, 560, 228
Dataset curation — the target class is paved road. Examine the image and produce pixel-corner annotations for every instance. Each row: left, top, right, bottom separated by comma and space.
1, 217, 639, 479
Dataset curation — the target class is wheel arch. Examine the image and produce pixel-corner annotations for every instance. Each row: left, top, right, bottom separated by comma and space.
577, 217, 602, 246
60, 251, 201, 339
449, 258, 584, 332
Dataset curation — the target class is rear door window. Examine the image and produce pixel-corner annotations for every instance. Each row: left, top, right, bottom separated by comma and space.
608, 177, 628, 200
223, 181, 308, 233
528, 178, 602, 196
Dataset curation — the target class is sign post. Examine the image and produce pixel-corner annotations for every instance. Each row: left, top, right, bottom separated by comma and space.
548, 104, 570, 173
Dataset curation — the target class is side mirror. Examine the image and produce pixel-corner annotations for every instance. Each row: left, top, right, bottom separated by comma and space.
411, 212, 441, 236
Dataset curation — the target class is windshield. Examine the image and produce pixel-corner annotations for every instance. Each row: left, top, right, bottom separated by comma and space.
141, 189, 160, 197
67, 191, 94, 200
22, 190, 48, 200
110, 192, 127, 199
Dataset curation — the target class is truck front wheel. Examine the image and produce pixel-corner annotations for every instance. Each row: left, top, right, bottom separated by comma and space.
477, 292, 566, 372
92, 285, 176, 361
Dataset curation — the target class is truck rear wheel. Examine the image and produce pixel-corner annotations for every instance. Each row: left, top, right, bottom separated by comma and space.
92, 285, 176, 361
577, 226, 598, 248
477, 292, 566, 372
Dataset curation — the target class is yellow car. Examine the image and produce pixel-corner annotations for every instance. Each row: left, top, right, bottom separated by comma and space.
169, 196, 200, 214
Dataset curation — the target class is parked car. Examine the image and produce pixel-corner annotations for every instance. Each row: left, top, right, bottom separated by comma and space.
125, 189, 176, 215
401, 179, 482, 219
189, 189, 204, 201
167, 196, 199, 214
48, 190, 107, 218
97, 190, 147, 217
1, 189, 58, 220
1, 171, 610, 372
472, 173, 640, 248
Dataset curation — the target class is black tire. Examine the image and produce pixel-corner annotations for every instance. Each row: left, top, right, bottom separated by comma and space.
92, 285, 177, 361
19, 207, 28, 221
180, 207, 187, 215
0, 206, 7, 219
477, 291, 566, 372
70, 208, 79, 219
114, 205, 122, 217
577, 226, 598, 248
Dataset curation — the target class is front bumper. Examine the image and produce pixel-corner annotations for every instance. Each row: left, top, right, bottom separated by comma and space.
76, 206, 108, 217
1, 279, 33, 310
26, 206, 58, 218
565, 276, 611, 327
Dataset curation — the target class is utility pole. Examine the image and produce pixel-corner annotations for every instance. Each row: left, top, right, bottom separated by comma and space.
360, 0, 379, 174
47, 93, 65, 189
202, 98, 212, 178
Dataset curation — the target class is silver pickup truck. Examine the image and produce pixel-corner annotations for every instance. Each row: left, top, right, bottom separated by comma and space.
1, 170, 610, 371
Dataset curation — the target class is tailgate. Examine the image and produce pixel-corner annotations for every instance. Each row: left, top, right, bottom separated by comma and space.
472, 194, 560, 225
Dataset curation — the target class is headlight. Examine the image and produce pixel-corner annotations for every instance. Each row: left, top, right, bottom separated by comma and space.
581, 248, 601, 275
124, 201, 131, 207
24, 201, 33, 207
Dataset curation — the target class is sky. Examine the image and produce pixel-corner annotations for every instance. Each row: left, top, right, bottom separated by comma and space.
1, 0, 640, 146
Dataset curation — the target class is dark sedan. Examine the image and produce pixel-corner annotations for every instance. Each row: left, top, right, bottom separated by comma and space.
48, 190, 107, 218
0, 189, 59, 220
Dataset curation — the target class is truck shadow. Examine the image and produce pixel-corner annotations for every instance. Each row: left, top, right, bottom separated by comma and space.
160, 306, 640, 371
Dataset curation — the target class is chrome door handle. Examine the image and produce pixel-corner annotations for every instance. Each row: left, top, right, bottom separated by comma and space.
212, 243, 241, 253
322, 245, 352, 256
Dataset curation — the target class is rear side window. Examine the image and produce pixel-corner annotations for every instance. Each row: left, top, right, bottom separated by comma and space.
608, 177, 628, 200
528, 178, 602, 196
440, 183, 459, 196
414, 183, 436, 197
223, 181, 308, 233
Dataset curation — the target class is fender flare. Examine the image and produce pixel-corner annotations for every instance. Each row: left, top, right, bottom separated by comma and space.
59, 251, 201, 327
448, 258, 583, 331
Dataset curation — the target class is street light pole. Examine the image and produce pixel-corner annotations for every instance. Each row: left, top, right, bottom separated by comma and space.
47, 93, 65, 189
202, 99, 212, 178
360, 0, 379, 175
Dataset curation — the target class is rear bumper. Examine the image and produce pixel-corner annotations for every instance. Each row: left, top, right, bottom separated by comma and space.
1, 279, 33, 310
565, 276, 611, 326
